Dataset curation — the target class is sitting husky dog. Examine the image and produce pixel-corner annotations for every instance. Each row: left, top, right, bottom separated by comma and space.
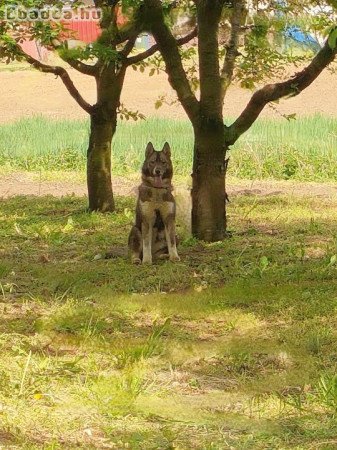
128, 142, 180, 265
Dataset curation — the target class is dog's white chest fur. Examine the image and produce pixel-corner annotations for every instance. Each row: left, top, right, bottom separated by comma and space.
139, 199, 174, 218
139, 187, 174, 218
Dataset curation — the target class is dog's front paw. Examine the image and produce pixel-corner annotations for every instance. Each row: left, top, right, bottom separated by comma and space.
131, 257, 141, 265
158, 253, 169, 260
142, 256, 153, 265
169, 254, 180, 262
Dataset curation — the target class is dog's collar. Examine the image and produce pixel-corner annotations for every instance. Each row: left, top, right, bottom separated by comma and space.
141, 183, 172, 191
150, 186, 171, 190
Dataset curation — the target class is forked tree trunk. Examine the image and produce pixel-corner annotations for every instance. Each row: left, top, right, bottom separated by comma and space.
87, 109, 116, 212
191, 122, 227, 241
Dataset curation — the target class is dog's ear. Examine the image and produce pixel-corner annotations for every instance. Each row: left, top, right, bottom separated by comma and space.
145, 142, 155, 158
162, 142, 171, 157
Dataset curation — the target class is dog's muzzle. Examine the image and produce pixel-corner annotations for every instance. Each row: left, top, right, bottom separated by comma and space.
153, 168, 164, 188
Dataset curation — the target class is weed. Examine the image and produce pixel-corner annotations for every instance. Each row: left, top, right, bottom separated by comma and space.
316, 374, 337, 415
116, 318, 171, 368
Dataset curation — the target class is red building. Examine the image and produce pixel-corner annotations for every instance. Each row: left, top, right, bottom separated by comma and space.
21, 6, 128, 60
63, 16, 102, 44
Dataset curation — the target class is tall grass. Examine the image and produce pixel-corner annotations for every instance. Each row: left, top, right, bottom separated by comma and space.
0, 115, 336, 180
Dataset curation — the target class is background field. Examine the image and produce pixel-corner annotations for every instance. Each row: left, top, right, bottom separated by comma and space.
1, 61, 336, 182
1, 115, 337, 182
1, 64, 336, 123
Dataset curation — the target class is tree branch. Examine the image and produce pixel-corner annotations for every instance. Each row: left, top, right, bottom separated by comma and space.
120, 32, 139, 57
226, 38, 337, 146
51, 40, 98, 76
127, 42, 158, 65
112, 8, 145, 47
58, 54, 98, 76
220, 0, 246, 101
126, 27, 198, 66
18, 48, 94, 114
143, 0, 199, 123
144, 0, 199, 123
197, 0, 224, 119
93, 0, 119, 8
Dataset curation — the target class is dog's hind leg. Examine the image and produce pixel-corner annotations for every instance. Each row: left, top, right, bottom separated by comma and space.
128, 226, 142, 264
142, 217, 155, 264
164, 214, 180, 262
153, 229, 169, 260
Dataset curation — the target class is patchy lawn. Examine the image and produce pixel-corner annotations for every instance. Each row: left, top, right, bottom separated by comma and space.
1, 191, 337, 449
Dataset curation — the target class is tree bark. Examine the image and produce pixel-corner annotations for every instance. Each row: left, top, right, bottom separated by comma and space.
192, 120, 227, 241
87, 63, 127, 213
191, 2, 226, 241
87, 108, 116, 212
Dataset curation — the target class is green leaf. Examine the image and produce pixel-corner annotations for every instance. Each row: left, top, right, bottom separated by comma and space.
259, 256, 269, 271
285, 113, 297, 122
330, 255, 337, 266
328, 28, 337, 49
155, 100, 163, 110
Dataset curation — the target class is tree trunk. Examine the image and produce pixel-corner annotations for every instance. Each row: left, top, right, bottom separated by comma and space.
87, 108, 116, 212
191, 121, 227, 242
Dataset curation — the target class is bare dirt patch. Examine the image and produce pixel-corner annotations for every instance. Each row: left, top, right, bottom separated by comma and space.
0, 63, 336, 123
2, 172, 337, 201
0, 172, 135, 199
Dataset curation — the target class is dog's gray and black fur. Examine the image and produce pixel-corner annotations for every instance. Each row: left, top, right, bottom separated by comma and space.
128, 142, 180, 264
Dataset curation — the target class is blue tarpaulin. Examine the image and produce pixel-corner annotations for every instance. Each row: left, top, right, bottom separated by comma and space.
284, 25, 320, 50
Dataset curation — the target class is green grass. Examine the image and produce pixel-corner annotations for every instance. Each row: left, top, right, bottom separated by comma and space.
2, 191, 337, 447
0, 114, 337, 181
